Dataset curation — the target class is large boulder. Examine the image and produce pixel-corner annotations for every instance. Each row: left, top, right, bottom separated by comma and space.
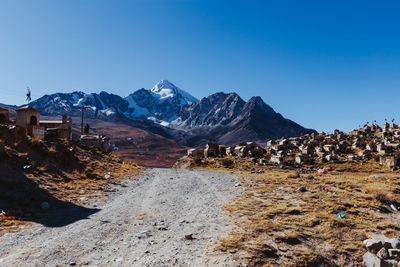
234, 146, 248, 157
203, 143, 219, 158
388, 249, 400, 259
218, 145, 227, 156
377, 247, 389, 260
364, 239, 384, 253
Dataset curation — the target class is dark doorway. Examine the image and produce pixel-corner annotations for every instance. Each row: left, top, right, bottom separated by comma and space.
30, 116, 38, 125
0, 114, 5, 123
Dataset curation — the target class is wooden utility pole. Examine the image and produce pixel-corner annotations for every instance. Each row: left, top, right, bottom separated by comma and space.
76, 106, 91, 135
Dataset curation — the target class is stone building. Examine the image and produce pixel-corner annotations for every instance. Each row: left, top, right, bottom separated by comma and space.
14, 106, 72, 140
15, 106, 45, 139
41, 115, 72, 140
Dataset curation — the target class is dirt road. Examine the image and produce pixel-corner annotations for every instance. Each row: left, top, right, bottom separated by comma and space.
0, 169, 243, 267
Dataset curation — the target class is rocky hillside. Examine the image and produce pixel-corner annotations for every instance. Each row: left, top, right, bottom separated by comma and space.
174, 93, 315, 145
178, 122, 400, 172
0, 123, 140, 235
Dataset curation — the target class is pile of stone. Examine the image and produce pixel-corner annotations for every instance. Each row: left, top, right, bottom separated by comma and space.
264, 123, 400, 168
363, 234, 400, 266
80, 135, 111, 153
187, 141, 266, 162
187, 123, 400, 169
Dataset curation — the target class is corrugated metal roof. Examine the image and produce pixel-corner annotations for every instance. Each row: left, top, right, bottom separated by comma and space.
40, 120, 63, 124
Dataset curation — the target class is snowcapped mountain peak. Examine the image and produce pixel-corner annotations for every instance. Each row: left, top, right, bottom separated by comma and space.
152, 80, 176, 91
150, 80, 198, 104
122, 81, 198, 123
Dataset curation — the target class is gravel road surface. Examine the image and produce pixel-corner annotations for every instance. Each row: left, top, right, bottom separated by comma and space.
0, 168, 243, 267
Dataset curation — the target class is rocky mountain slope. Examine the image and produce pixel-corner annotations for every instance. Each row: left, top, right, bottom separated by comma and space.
173, 93, 315, 145
172, 92, 245, 129
29, 80, 198, 124
27, 91, 129, 120
11, 80, 315, 146
125, 80, 198, 125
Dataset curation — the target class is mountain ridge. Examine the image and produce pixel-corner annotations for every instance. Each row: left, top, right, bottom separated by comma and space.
8, 80, 316, 146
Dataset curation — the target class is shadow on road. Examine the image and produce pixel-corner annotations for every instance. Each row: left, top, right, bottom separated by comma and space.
0, 163, 100, 228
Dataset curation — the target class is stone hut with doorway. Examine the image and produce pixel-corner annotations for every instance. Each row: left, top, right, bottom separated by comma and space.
15, 106, 72, 140
15, 106, 45, 139
0, 107, 10, 123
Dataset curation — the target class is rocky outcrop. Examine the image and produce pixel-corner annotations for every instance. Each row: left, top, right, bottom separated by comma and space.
363, 234, 400, 266
183, 123, 400, 170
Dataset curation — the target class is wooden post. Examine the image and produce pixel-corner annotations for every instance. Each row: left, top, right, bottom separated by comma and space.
76, 106, 91, 135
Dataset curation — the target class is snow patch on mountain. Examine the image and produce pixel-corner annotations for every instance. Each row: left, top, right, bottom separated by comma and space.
124, 95, 152, 118
100, 108, 116, 116
151, 80, 198, 104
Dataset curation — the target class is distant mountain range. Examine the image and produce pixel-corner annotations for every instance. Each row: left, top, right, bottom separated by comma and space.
5, 80, 316, 146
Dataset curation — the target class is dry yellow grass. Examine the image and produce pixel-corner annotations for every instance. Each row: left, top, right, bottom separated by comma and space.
189, 158, 400, 266
0, 148, 142, 237
29, 158, 141, 205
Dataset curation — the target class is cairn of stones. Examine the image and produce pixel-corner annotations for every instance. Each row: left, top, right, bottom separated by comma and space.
187, 123, 400, 169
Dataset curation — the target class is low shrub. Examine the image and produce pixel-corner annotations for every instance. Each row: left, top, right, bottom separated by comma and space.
222, 158, 234, 168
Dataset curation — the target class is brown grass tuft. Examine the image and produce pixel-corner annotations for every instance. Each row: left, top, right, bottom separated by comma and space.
287, 172, 300, 178
207, 166, 400, 266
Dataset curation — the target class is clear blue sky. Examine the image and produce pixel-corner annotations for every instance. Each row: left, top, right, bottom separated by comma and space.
1, 0, 399, 133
